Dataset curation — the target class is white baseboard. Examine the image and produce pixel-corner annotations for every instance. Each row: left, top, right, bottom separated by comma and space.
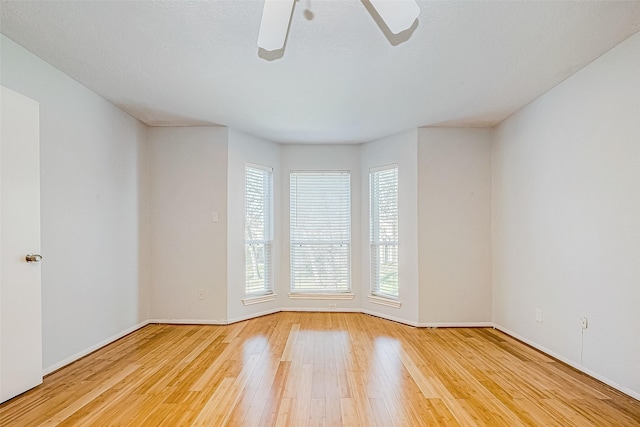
42, 320, 150, 376
493, 323, 640, 401
418, 321, 494, 328
360, 309, 420, 327
227, 308, 281, 324
149, 310, 493, 330
279, 307, 362, 313
148, 318, 227, 325
281, 307, 361, 313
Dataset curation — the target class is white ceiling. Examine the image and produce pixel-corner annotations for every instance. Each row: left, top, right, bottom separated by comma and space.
2, 1, 640, 144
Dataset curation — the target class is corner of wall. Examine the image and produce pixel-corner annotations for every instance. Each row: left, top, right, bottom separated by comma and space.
138, 122, 152, 323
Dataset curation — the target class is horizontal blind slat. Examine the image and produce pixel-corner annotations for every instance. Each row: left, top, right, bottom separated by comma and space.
290, 172, 351, 293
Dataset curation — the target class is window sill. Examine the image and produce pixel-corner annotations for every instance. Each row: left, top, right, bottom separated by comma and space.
243, 293, 277, 306
288, 293, 355, 300
367, 294, 402, 309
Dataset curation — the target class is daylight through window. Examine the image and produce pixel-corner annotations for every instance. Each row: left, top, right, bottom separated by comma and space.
370, 165, 399, 298
245, 164, 273, 295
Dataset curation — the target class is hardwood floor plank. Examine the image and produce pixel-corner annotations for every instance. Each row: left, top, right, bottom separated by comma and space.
40, 363, 140, 425
280, 324, 300, 362
290, 364, 313, 425
274, 397, 293, 427
257, 361, 290, 427
339, 398, 358, 427
1, 313, 639, 426
309, 397, 326, 427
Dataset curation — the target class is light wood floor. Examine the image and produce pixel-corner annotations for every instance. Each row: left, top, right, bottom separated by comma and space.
1, 312, 639, 426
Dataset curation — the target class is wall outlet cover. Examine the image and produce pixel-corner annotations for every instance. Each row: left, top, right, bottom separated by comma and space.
580, 317, 588, 329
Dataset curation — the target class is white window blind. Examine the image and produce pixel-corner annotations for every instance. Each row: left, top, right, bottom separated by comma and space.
290, 172, 351, 293
245, 165, 273, 295
370, 165, 398, 298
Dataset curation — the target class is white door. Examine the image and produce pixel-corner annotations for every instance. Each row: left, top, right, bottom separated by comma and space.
0, 85, 43, 403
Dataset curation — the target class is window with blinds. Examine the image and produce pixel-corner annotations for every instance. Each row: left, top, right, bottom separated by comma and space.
370, 165, 399, 298
290, 171, 351, 293
245, 164, 273, 295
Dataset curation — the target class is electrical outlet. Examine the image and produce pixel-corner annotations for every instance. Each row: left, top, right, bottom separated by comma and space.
198, 289, 206, 300
329, 303, 337, 309
535, 308, 543, 323
580, 316, 588, 329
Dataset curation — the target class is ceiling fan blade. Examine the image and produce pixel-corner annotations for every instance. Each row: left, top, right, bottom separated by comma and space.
258, 0, 296, 51
369, 0, 420, 34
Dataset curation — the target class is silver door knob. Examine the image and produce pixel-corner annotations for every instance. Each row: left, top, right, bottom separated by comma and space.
25, 254, 43, 263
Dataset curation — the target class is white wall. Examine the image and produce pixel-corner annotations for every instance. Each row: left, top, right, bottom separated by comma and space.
493, 32, 640, 397
281, 144, 362, 311
148, 127, 229, 322
361, 130, 419, 325
418, 128, 492, 325
0, 35, 148, 371
227, 129, 281, 322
